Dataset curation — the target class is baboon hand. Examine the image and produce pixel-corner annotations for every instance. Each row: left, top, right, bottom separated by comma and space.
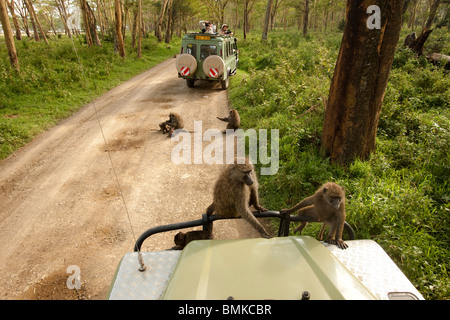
326, 239, 348, 250
262, 232, 272, 239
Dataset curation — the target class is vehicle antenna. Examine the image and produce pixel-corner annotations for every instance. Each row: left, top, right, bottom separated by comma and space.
69, 38, 145, 272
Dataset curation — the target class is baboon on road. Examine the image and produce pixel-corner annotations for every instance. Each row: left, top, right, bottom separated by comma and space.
206, 158, 271, 239
159, 112, 184, 138
280, 182, 348, 249
217, 109, 240, 131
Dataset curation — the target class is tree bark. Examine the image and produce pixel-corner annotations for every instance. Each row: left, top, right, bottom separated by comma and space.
156, 0, 168, 42
0, 0, 20, 70
80, 0, 93, 47
6, 0, 22, 40
164, 0, 173, 44
25, 0, 48, 45
303, 0, 309, 36
137, 0, 142, 58
262, 0, 273, 41
115, 0, 126, 57
322, 0, 404, 165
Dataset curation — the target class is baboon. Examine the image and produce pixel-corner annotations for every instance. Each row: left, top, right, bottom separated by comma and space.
206, 158, 271, 239
217, 109, 240, 131
173, 230, 210, 250
403, 31, 416, 47
280, 182, 348, 249
159, 112, 184, 138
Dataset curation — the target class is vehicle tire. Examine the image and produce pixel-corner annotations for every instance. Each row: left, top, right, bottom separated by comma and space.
203, 55, 225, 78
176, 54, 197, 75
220, 77, 229, 90
186, 79, 195, 88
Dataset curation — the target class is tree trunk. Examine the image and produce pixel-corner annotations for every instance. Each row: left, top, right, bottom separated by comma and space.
156, 0, 168, 42
80, 0, 93, 47
164, 0, 173, 44
261, 0, 273, 41
303, 0, 309, 36
322, 0, 404, 165
115, 0, 126, 57
24, 0, 39, 41
6, 0, 21, 40
137, 0, 142, 58
243, 0, 248, 39
26, 0, 48, 45
0, 0, 20, 71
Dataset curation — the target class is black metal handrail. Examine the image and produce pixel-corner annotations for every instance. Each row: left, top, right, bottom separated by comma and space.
134, 211, 355, 251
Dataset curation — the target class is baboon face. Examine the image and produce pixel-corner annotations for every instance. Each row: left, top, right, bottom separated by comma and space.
323, 187, 343, 210
231, 163, 254, 186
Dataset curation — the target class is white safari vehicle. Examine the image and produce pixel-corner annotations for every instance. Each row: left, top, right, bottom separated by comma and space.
108, 211, 424, 300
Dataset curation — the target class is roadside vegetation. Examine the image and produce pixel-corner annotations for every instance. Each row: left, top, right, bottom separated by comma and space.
228, 29, 449, 300
0, 34, 180, 159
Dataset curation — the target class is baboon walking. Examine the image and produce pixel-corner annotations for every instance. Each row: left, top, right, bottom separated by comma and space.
206, 158, 271, 239
280, 182, 348, 249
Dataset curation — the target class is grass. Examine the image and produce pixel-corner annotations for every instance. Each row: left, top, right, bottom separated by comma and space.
0, 34, 180, 159
228, 29, 449, 300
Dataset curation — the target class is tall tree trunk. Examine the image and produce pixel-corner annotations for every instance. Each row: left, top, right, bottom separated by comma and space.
164, 0, 173, 44
322, 0, 404, 165
80, 0, 93, 47
6, 0, 22, 40
137, 0, 142, 58
0, 0, 20, 70
24, 0, 39, 41
156, 0, 168, 42
25, 0, 48, 45
303, 0, 309, 36
261, 0, 273, 41
115, 0, 126, 57
243, 0, 248, 39
86, 1, 101, 46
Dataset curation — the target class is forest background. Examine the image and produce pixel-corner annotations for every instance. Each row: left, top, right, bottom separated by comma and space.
0, 0, 449, 300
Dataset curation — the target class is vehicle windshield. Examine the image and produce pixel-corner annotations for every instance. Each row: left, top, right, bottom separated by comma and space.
200, 45, 217, 60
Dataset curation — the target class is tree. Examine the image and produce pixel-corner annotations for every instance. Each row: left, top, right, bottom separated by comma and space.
137, 0, 142, 58
322, 0, 404, 165
115, 0, 126, 57
303, 0, 309, 36
262, 0, 273, 41
0, 0, 20, 71
6, 0, 22, 40
80, 0, 93, 47
156, 0, 168, 42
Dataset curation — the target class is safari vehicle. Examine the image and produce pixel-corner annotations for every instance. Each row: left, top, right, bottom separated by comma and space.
107, 211, 424, 300
175, 31, 239, 90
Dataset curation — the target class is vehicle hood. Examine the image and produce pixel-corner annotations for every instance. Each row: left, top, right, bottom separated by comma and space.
161, 236, 376, 300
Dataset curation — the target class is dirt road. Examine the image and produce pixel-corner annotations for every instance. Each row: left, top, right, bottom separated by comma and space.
0, 58, 263, 300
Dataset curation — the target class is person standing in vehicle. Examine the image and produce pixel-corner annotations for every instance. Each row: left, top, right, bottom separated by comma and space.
219, 24, 230, 35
